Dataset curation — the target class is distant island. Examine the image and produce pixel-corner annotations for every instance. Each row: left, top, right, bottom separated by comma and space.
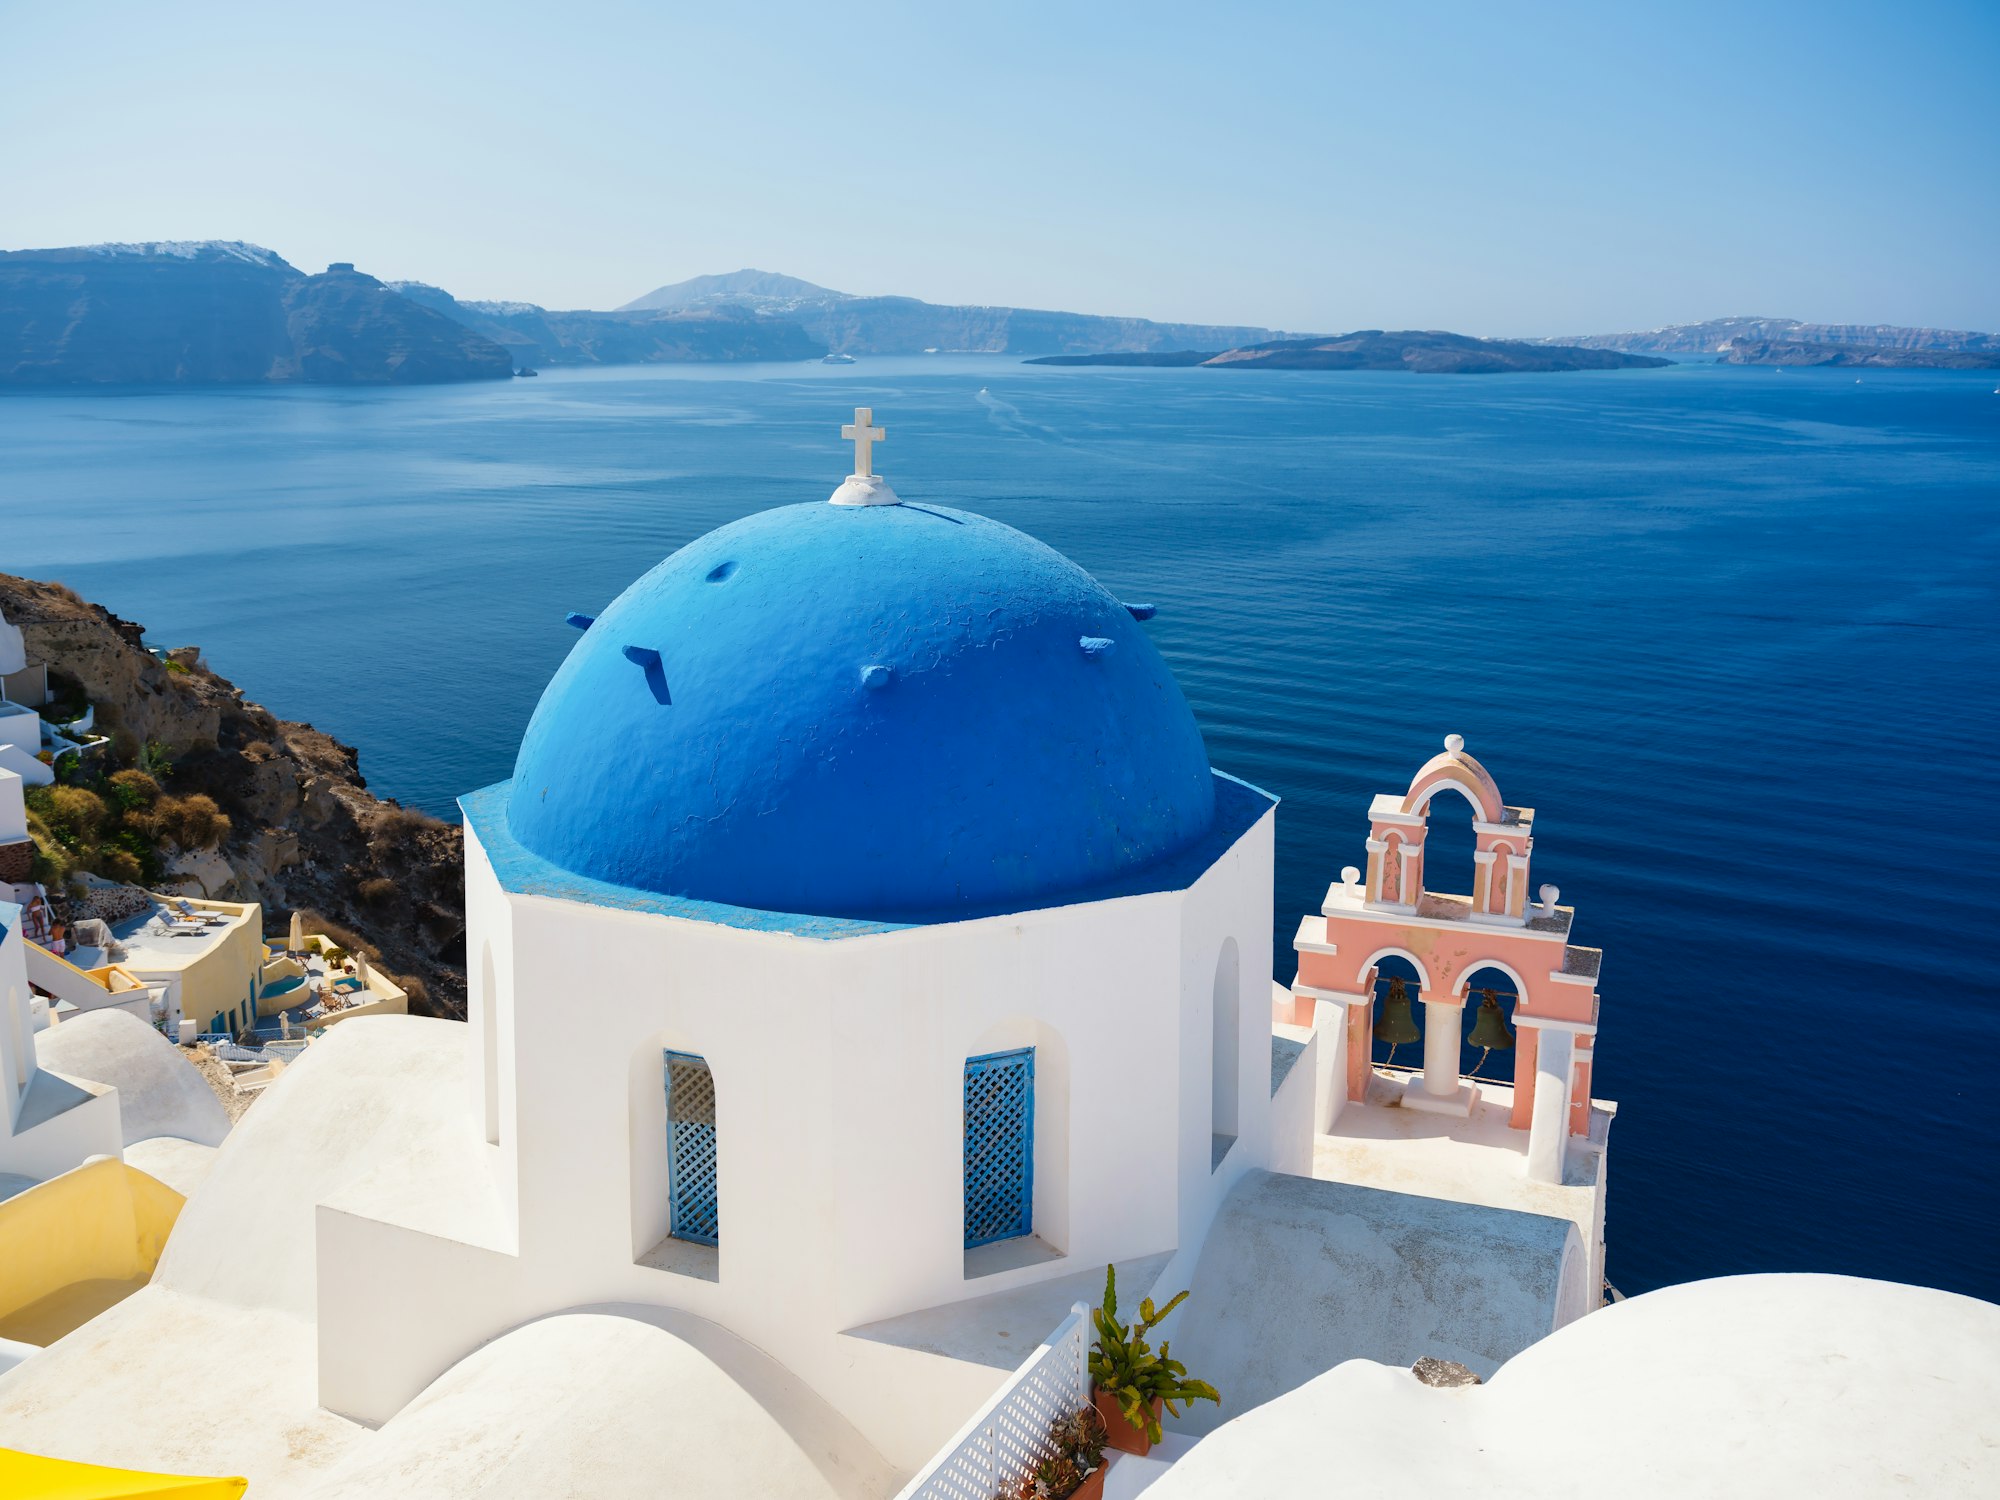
1031, 331, 1669, 374
386, 282, 824, 369
609, 268, 1286, 360
1542, 316, 2000, 368
3, 245, 1994, 385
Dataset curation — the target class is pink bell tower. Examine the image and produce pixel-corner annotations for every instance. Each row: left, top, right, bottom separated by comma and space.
1289, 734, 1605, 1185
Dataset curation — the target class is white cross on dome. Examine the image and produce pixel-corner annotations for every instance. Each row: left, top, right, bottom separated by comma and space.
829, 406, 900, 506
842, 407, 885, 478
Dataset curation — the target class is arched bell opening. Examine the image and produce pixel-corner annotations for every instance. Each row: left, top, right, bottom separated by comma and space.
1455, 962, 1524, 1086
1408, 781, 1481, 907
1368, 953, 1427, 1077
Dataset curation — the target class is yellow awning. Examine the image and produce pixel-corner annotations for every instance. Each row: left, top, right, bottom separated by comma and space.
0, 1447, 246, 1498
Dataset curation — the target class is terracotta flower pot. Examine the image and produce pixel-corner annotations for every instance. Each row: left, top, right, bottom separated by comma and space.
1070, 1459, 1110, 1500
1093, 1388, 1163, 1457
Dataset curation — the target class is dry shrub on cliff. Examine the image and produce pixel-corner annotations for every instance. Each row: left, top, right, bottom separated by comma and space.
372, 804, 447, 842
128, 792, 231, 851
108, 768, 161, 812
38, 785, 109, 842
26, 784, 155, 885
94, 847, 144, 883
357, 876, 396, 905
23, 808, 73, 884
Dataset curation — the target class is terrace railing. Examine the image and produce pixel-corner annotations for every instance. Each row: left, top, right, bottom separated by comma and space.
894, 1301, 1092, 1500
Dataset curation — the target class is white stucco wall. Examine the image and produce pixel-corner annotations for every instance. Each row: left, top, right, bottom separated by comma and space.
0, 704, 39, 756
316, 805, 1278, 1470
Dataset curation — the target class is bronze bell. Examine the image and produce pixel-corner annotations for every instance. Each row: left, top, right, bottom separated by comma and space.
1373, 976, 1420, 1046
1467, 989, 1515, 1053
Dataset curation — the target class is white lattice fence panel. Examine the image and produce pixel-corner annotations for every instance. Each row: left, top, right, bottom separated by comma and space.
897, 1306, 1090, 1500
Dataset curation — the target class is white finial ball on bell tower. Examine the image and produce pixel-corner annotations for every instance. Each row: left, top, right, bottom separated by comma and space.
1538, 883, 1560, 916
1445, 733, 1465, 754
1341, 865, 1362, 890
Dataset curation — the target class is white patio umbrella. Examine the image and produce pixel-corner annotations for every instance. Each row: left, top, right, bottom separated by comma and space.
288, 909, 304, 956
354, 948, 372, 992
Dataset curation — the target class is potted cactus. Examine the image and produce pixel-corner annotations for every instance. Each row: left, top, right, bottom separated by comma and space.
1087, 1264, 1219, 1456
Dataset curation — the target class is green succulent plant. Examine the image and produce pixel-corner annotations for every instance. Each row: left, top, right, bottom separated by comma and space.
1087, 1264, 1219, 1444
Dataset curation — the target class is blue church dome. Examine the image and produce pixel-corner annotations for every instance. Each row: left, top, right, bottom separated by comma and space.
506, 498, 1217, 920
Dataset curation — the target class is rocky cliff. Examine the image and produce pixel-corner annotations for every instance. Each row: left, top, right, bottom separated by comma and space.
0, 243, 514, 386
0, 572, 466, 1018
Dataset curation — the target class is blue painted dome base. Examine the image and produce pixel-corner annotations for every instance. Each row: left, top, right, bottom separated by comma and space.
471, 773, 1274, 934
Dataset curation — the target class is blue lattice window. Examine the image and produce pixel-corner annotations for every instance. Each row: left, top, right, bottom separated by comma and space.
664, 1050, 719, 1246
964, 1047, 1035, 1248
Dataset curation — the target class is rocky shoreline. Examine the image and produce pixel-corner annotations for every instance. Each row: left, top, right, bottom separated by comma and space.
1, 572, 466, 1018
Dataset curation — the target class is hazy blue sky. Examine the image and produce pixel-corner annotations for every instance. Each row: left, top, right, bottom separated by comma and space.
4, 1, 1995, 334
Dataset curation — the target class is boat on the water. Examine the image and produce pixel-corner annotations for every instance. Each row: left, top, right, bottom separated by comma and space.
821, 353, 856, 365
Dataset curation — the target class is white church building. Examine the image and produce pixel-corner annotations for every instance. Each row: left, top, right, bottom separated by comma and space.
328, 408, 1286, 1459
0, 411, 1992, 1499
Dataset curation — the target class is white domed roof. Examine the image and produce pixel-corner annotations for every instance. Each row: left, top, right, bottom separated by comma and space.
36, 1008, 229, 1148
297, 1312, 894, 1500
1146, 1274, 2000, 1499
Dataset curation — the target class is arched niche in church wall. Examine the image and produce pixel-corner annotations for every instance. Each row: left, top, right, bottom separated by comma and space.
1211, 936, 1241, 1162
478, 942, 500, 1148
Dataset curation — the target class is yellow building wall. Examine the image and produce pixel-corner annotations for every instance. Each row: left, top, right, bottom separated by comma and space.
0, 1158, 185, 1343
177, 904, 266, 1028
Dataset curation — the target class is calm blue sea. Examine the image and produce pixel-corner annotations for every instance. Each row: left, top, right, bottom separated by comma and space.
3, 359, 1996, 1302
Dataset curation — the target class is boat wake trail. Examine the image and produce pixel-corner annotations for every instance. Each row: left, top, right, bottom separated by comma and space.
976, 388, 1062, 442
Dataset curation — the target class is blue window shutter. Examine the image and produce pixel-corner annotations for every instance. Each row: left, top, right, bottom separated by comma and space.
664, 1050, 719, 1246
963, 1047, 1035, 1247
